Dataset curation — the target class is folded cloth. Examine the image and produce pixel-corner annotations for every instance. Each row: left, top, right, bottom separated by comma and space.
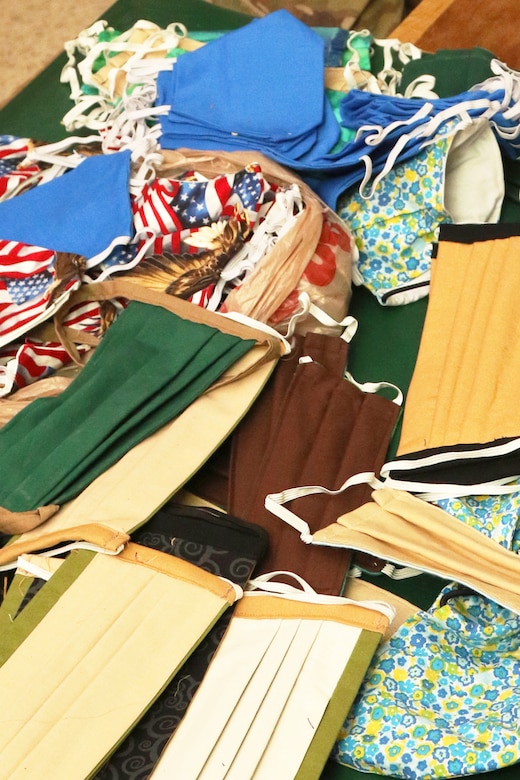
0, 335, 279, 568
149, 572, 393, 780
156, 14, 520, 209
94, 503, 269, 780
334, 579, 520, 779
156, 10, 335, 153
229, 331, 400, 595
382, 223, 520, 491
0, 293, 280, 529
0, 150, 132, 265
310, 488, 520, 616
0, 544, 240, 780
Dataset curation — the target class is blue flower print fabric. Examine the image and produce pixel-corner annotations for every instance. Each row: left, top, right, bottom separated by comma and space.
334, 478, 520, 778
337, 131, 452, 305
435, 481, 520, 552
333, 582, 520, 778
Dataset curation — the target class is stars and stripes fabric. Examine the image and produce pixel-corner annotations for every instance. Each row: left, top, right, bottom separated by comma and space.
0, 148, 133, 364
0, 136, 42, 202
132, 164, 269, 254
0, 240, 82, 349
0, 340, 80, 396
91, 243, 140, 280
0, 297, 126, 395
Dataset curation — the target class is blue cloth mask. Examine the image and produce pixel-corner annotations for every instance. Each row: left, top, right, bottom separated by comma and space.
0, 150, 133, 265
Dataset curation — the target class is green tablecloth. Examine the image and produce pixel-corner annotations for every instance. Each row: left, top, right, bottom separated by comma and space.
0, 2, 516, 777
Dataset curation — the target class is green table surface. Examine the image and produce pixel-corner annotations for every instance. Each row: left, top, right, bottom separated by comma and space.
0, 1, 514, 777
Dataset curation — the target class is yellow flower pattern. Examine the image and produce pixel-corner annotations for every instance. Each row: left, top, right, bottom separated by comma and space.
334, 484, 520, 777
337, 130, 454, 305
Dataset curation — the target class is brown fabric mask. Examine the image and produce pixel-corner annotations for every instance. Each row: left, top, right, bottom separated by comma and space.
228, 331, 400, 594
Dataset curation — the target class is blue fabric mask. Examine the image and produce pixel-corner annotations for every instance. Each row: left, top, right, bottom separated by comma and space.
0, 150, 133, 264
157, 10, 328, 145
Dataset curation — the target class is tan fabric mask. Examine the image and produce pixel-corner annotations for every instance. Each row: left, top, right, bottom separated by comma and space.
0, 343, 276, 569
150, 572, 393, 780
311, 488, 520, 615
0, 543, 240, 780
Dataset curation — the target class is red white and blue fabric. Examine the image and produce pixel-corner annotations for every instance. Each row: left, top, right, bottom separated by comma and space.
0, 340, 80, 395
91, 165, 270, 283
0, 149, 133, 360
132, 165, 269, 254
0, 240, 82, 349
0, 297, 125, 395
0, 135, 42, 201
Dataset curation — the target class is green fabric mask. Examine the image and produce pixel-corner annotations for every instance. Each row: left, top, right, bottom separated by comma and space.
0, 300, 255, 514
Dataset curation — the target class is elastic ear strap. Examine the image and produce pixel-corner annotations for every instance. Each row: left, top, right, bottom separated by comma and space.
284, 292, 359, 343
344, 370, 403, 406
246, 570, 397, 618
264, 470, 383, 543
246, 571, 317, 594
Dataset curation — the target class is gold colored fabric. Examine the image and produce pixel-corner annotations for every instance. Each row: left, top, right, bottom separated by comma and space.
342, 577, 417, 640
0, 504, 61, 536
0, 524, 129, 565
397, 235, 520, 455
234, 593, 391, 635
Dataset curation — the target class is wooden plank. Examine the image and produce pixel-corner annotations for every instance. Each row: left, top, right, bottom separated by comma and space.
391, 0, 456, 43
392, 0, 520, 69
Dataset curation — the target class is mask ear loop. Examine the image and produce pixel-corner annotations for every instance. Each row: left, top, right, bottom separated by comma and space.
404, 75, 439, 99
25, 135, 103, 169
344, 370, 403, 406
245, 570, 397, 621
61, 20, 109, 103
0, 539, 128, 575
283, 292, 359, 343
205, 183, 303, 312
355, 100, 433, 147
342, 30, 384, 95
61, 19, 184, 134
73, 21, 186, 100
356, 94, 502, 200
264, 470, 384, 544
371, 36, 424, 94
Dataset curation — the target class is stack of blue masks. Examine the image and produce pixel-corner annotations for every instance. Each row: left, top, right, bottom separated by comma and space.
156, 11, 341, 175
156, 11, 520, 209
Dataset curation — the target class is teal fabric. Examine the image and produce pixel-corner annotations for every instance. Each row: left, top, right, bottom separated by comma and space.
0, 301, 254, 511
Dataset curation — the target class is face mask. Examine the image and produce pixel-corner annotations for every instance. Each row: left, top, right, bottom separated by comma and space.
338, 119, 504, 306
95, 503, 269, 779
335, 579, 520, 779
0, 543, 241, 780
229, 331, 400, 595
383, 224, 520, 495
150, 571, 394, 780
0, 290, 284, 534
